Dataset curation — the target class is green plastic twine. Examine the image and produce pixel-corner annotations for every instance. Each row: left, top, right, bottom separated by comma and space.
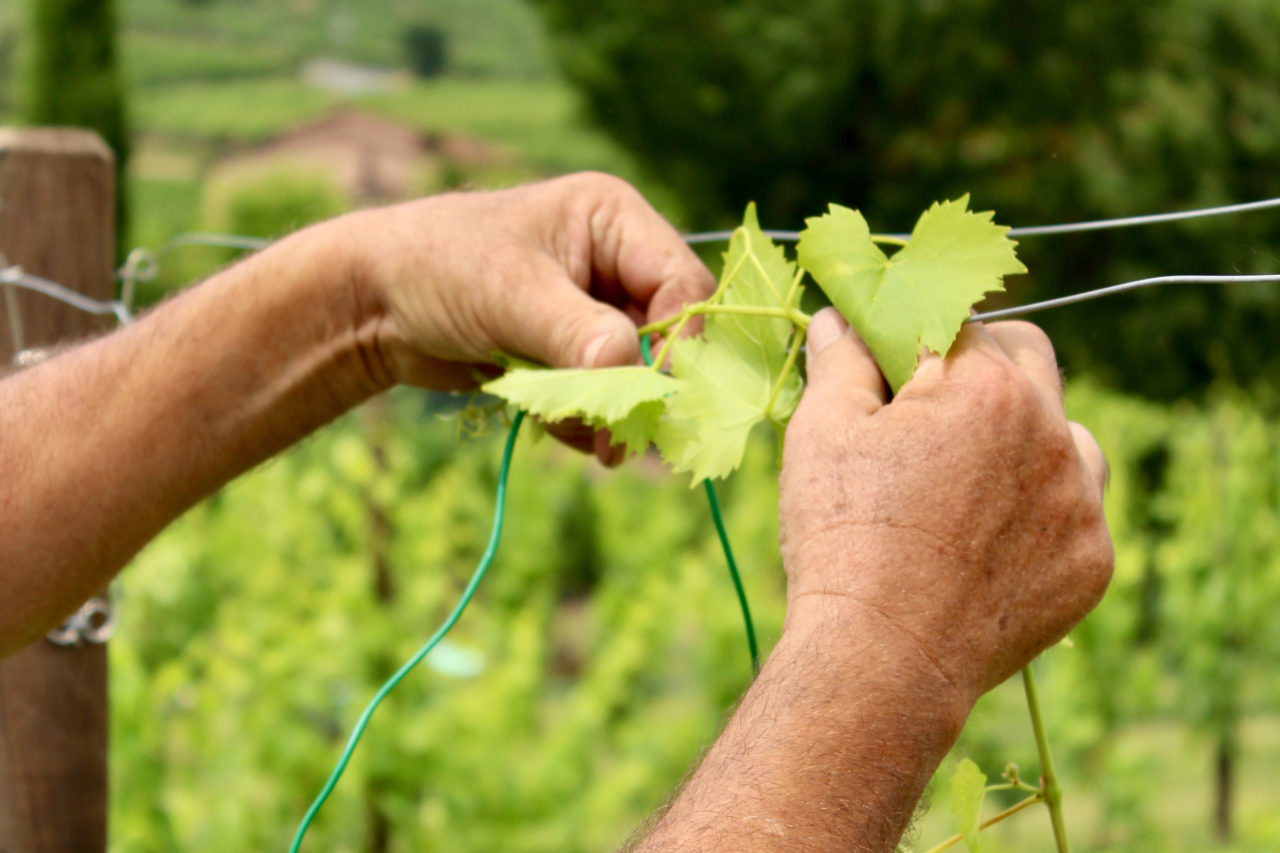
291, 331, 762, 848
642, 334, 760, 675
289, 410, 525, 852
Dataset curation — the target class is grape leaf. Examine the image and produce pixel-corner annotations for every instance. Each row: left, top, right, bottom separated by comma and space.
796, 195, 1025, 391
606, 400, 666, 456
654, 205, 804, 483
482, 366, 681, 456
950, 758, 988, 853
716, 202, 801, 357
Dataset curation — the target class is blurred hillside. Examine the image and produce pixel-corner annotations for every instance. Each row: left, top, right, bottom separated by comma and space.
0, 0, 675, 302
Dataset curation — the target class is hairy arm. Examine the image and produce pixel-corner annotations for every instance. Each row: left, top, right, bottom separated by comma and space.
0, 225, 380, 653
637, 604, 967, 851
0, 173, 713, 655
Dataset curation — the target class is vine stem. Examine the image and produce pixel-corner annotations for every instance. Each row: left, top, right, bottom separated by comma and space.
648, 311, 693, 373
637, 303, 799, 337
1023, 663, 1071, 853
919, 793, 1044, 853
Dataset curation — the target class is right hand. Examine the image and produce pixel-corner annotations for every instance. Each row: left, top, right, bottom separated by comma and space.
777, 308, 1113, 706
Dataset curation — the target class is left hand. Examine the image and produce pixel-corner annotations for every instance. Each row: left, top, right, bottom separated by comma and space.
338, 172, 714, 389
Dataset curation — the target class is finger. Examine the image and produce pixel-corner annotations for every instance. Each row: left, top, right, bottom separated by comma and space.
542, 417, 597, 455
498, 259, 643, 370
593, 429, 627, 468
1069, 421, 1109, 495
986, 321, 1063, 403
540, 417, 629, 467
570, 174, 716, 324
802, 307, 888, 414
911, 320, 1035, 392
907, 321, 998, 386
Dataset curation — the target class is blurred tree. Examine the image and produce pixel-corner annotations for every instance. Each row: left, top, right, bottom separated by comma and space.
0, 30, 17, 114
24, 0, 130, 247
1153, 396, 1280, 843
535, 0, 1280, 399
404, 23, 449, 78
214, 169, 345, 240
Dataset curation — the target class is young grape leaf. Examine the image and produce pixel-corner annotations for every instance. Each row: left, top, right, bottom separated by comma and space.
796, 195, 1025, 391
950, 758, 988, 853
716, 202, 803, 356
606, 400, 666, 456
655, 206, 804, 484
482, 366, 681, 456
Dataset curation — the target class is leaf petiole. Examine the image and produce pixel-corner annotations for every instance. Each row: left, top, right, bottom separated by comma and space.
783, 267, 805, 309
983, 781, 1043, 796
920, 794, 1045, 853
764, 326, 805, 416
636, 304, 808, 338
648, 311, 694, 373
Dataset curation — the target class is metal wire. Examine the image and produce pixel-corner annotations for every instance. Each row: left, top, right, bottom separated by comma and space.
970, 274, 1280, 324
0, 265, 133, 326
161, 231, 271, 252
1007, 196, 1280, 237
683, 195, 1280, 245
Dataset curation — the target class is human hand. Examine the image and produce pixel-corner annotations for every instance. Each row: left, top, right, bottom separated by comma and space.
778, 308, 1112, 707
334, 172, 713, 454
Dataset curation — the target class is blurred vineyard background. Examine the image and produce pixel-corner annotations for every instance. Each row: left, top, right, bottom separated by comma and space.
2, 1, 1280, 851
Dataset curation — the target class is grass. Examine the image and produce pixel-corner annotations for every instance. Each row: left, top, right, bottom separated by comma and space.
120, 0, 552, 80
127, 72, 690, 259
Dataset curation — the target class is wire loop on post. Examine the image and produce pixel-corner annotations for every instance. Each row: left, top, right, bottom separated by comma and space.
117, 248, 158, 315
0, 265, 133, 327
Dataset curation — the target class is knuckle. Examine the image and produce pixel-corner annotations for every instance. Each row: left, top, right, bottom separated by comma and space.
572, 170, 632, 197
995, 320, 1057, 360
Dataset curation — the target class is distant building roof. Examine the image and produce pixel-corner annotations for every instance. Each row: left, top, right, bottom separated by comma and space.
212, 109, 506, 204
302, 59, 405, 96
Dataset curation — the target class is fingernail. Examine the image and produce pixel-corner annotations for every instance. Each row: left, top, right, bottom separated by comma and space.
583, 330, 615, 368
807, 307, 848, 356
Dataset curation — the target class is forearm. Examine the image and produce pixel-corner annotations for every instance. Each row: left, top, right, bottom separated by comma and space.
0, 219, 384, 653
635, 599, 970, 852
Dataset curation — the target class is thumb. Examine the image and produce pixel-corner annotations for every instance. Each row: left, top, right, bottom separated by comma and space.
802, 307, 889, 413
506, 275, 641, 369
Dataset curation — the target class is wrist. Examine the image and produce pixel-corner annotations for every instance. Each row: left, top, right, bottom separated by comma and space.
300, 211, 397, 396
782, 590, 976, 739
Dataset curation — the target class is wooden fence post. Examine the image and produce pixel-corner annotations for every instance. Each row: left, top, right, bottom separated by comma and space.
0, 128, 115, 852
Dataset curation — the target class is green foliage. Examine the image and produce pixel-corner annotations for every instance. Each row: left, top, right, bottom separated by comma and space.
403, 24, 448, 79
107, 378, 1280, 851
949, 758, 988, 853
121, 31, 294, 86
798, 196, 1025, 390
482, 366, 679, 459
535, 0, 1280, 398
117, 0, 550, 81
655, 205, 804, 482
111, 390, 786, 851
24, 0, 130, 243
212, 169, 345, 241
